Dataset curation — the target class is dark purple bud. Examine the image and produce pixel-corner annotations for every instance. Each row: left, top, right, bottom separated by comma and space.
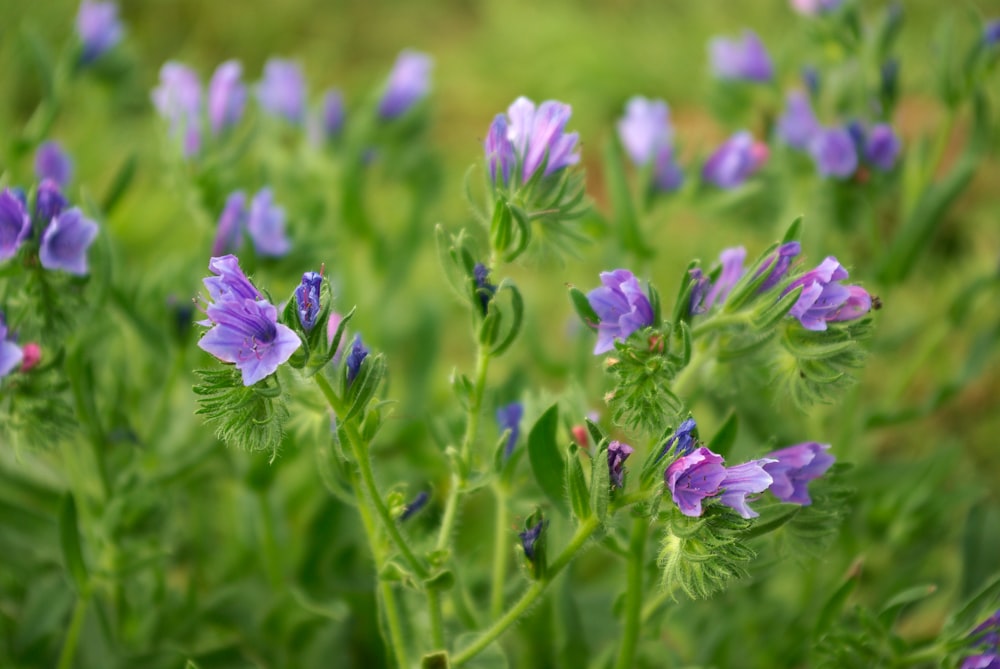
0, 189, 32, 262
519, 518, 545, 562
320, 89, 346, 139
688, 268, 710, 315
208, 60, 247, 135
607, 440, 634, 489
76, 1, 123, 64
809, 127, 859, 179
756, 241, 801, 292
377, 50, 432, 120
473, 263, 496, 316
709, 30, 774, 83
39, 208, 99, 276
346, 334, 369, 387
864, 124, 902, 171
399, 491, 430, 521
212, 191, 246, 257
34, 179, 68, 226
257, 58, 306, 125
762, 442, 834, 505
657, 417, 697, 462
34, 142, 73, 188
776, 91, 819, 150
295, 271, 323, 332
586, 269, 655, 355
496, 402, 523, 460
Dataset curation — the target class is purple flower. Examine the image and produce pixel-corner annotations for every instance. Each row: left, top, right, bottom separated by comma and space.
473, 263, 496, 315
652, 144, 684, 192
34, 180, 68, 226
484, 114, 515, 187
607, 441, 634, 489
776, 91, 820, 150
705, 246, 748, 310
828, 285, 873, 323
505, 97, 580, 182
762, 443, 834, 505
34, 142, 73, 188
983, 20, 1000, 47
784, 256, 870, 330
345, 334, 369, 387
617, 96, 673, 167
688, 268, 710, 315
802, 66, 820, 96
586, 269, 655, 355
961, 610, 1000, 669
864, 124, 901, 171
76, 1, 123, 64
257, 59, 306, 124
657, 417, 698, 462
791, 0, 843, 15
208, 60, 246, 135
809, 127, 858, 179
962, 655, 1000, 669
198, 255, 300, 386
0, 189, 32, 263
496, 402, 524, 460
39, 208, 99, 275
0, 312, 24, 379
709, 30, 774, 83
378, 50, 432, 120
756, 241, 802, 292
400, 491, 430, 521
212, 191, 247, 257
519, 519, 545, 562
247, 188, 290, 257
151, 62, 203, 157
666, 446, 774, 519
702, 131, 768, 189
295, 272, 322, 332
320, 89, 346, 139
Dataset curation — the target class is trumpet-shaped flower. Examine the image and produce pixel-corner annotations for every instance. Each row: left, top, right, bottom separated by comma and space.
666, 446, 774, 519
208, 60, 247, 135
762, 442, 835, 504
784, 256, 871, 330
0, 189, 32, 263
586, 269, 655, 354
39, 208, 99, 275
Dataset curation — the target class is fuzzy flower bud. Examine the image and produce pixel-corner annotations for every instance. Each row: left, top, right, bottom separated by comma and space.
607, 441, 634, 489
295, 272, 322, 332
345, 334, 369, 387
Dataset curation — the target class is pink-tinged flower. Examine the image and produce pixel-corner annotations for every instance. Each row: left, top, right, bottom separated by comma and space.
0, 189, 32, 263
776, 91, 820, 150
257, 59, 306, 124
34, 142, 73, 188
208, 60, 247, 135
666, 446, 775, 519
586, 269, 655, 355
246, 188, 290, 257
505, 96, 580, 182
607, 441, 634, 489
709, 30, 774, 83
702, 131, 768, 189
212, 191, 247, 257
762, 443, 834, 504
19, 343, 41, 372
76, 1, 123, 64
39, 208, 99, 276
151, 62, 203, 157
784, 256, 870, 330
791, 0, 843, 16
0, 312, 24, 379
377, 50, 432, 120
809, 127, 858, 179
198, 255, 300, 386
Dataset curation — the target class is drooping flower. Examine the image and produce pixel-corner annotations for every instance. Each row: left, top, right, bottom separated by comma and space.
657, 417, 698, 462
666, 446, 774, 519
319, 88, 346, 139
484, 114, 515, 187
809, 127, 858, 179
709, 30, 774, 83
519, 518, 545, 562
776, 91, 820, 150
400, 491, 430, 521
473, 263, 496, 316
702, 131, 768, 189
864, 124, 902, 171
212, 191, 247, 257
762, 442, 835, 504
257, 58, 306, 125
756, 241, 802, 292
790, 0, 843, 16
39, 208, 99, 275
151, 62, 203, 157
377, 50, 432, 120
607, 441, 634, 489
617, 97, 673, 167
295, 272, 323, 332
586, 269, 655, 355
0, 189, 32, 263
0, 312, 24, 379
208, 60, 247, 135
76, 1, 123, 64
505, 97, 580, 182
496, 402, 524, 460
345, 334, 369, 387
34, 142, 73, 188
198, 255, 300, 386
784, 256, 870, 330
246, 188, 290, 257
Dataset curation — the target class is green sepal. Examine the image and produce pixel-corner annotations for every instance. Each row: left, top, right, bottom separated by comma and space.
675, 320, 692, 367
379, 561, 418, 589
488, 279, 524, 357
421, 652, 450, 669
781, 215, 803, 245
424, 570, 455, 592
568, 285, 599, 331
478, 308, 501, 347
503, 203, 532, 262
584, 418, 606, 448
101, 152, 137, 215
566, 445, 591, 523
671, 260, 700, 326
59, 493, 89, 592
527, 403, 568, 515
723, 241, 782, 313
751, 284, 802, 330
738, 504, 800, 540
435, 225, 477, 301
489, 199, 514, 256
658, 508, 755, 599
343, 352, 387, 423
193, 368, 289, 460
451, 369, 474, 409
590, 441, 611, 522
521, 510, 548, 580
605, 330, 684, 436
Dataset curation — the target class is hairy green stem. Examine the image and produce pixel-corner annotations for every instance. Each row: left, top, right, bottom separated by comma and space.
452, 516, 601, 666
56, 589, 90, 669
614, 516, 649, 669
489, 482, 510, 619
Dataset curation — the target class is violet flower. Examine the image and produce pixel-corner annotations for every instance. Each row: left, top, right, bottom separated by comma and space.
198, 255, 300, 386
702, 131, 768, 189
864, 124, 901, 171
377, 50, 432, 120
473, 263, 496, 315
665, 446, 774, 519
496, 402, 524, 460
776, 91, 820, 150
151, 62, 203, 157
617, 96, 673, 167
247, 188, 290, 257
505, 96, 580, 182
790, 0, 843, 15
212, 191, 247, 257
208, 60, 247, 135
809, 127, 858, 179
586, 269, 655, 355
756, 241, 802, 292
688, 268, 710, 315
519, 519, 545, 562
784, 256, 871, 330
983, 20, 1000, 47
320, 89, 346, 139
0, 189, 32, 263
76, 1, 123, 64
961, 609, 1000, 669
345, 334, 369, 387
39, 208, 99, 276
0, 312, 24, 379
652, 145, 684, 192
657, 417, 698, 462
607, 441, 634, 489
762, 442, 835, 504
705, 246, 748, 309
257, 59, 306, 125
34, 180, 68, 226
709, 30, 774, 83
34, 142, 73, 188
295, 272, 322, 332
484, 114, 515, 187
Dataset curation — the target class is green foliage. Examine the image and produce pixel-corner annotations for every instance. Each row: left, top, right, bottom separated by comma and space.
772, 319, 874, 409
193, 367, 290, 460
658, 508, 756, 600
605, 326, 686, 435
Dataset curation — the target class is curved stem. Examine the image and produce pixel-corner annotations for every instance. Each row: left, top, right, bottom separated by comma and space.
452, 516, 601, 666
489, 482, 509, 619
614, 516, 649, 669
56, 589, 90, 669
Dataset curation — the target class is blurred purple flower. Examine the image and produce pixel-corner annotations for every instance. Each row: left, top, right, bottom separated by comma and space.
34, 180, 68, 225
961, 609, 1000, 669
776, 91, 820, 150
586, 269, 655, 355
828, 285, 873, 322
496, 402, 524, 460
295, 271, 322, 332
473, 263, 496, 315
208, 60, 247, 135
688, 267, 710, 315
802, 66, 820, 96
212, 191, 247, 257
705, 246, 748, 309
784, 256, 871, 330
320, 88, 346, 139
790, 0, 843, 15
247, 188, 290, 257
76, 1, 123, 64
378, 50, 432, 120
962, 655, 1000, 669
0, 189, 32, 262
709, 30, 774, 83
39, 208, 98, 275
198, 255, 300, 386
763, 442, 834, 504
702, 131, 768, 189
809, 127, 858, 179
657, 417, 698, 462
666, 446, 774, 518
756, 241, 801, 292
864, 123, 902, 171
258, 59, 306, 124
484, 114, 515, 187
607, 440, 634, 489
983, 20, 1000, 47
345, 334, 369, 387
34, 142, 73, 188
506, 97, 580, 182
652, 145, 685, 192
617, 96, 673, 166
151, 62, 203, 157
0, 311, 24, 379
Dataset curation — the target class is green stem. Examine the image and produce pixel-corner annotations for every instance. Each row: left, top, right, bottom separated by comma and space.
452, 516, 601, 666
56, 590, 90, 669
690, 313, 749, 338
489, 482, 509, 619
257, 490, 283, 589
427, 588, 445, 651
614, 517, 649, 669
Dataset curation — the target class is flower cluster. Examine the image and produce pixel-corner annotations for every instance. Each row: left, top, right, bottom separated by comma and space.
617, 97, 683, 193
484, 97, 580, 188
586, 269, 655, 355
212, 188, 291, 258
0, 183, 98, 276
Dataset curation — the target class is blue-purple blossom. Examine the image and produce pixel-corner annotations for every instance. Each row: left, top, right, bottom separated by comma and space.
378, 50, 432, 120
505, 97, 580, 182
34, 142, 73, 188
0, 312, 24, 379
702, 131, 769, 189
257, 59, 306, 124
519, 519, 545, 562
864, 124, 902, 171
688, 268, 710, 315
151, 62, 203, 157
658, 417, 698, 462
39, 208, 99, 276
961, 610, 1000, 669
76, 1, 123, 64
496, 402, 524, 460
34, 180, 68, 227
484, 114, 515, 187
791, 0, 843, 15
962, 655, 1000, 669
202, 255, 262, 305
295, 272, 322, 332
706, 246, 748, 309
0, 189, 32, 263
809, 127, 858, 179
652, 145, 684, 192
756, 241, 802, 292
762, 442, 835, 504
586, 269, 655, 355
607, 441, 634, 489
345, 334, 369, 387
665, 446, 775, 519
776, 91, 820, 150
247, 188, 290, 257
784, 256, 871, 330
208, 60, 247, 135
212, 191, 247, 257
320, 89, 346, 139
617, 97, 673, 167
709, 30, 774, 83
983, 20, 1000, 47
473, 263, 496, 315
400, 491, 430, 521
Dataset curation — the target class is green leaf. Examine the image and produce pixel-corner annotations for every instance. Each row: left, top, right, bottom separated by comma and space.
59, 493, 88, 592
490, 199, 513, 256
878, 584, 937, 626
590, 442, 610, 522
568, 286, 599, 331
344, 352, 387, 422
565, 447, 591, 522
781, 215, 803, 244
603, 135, 653, 259
193, 368, 290, 458
489, 280, 524, 357
815, 564, 861, 636
101, 153, 137, 214
670, 260, 699, 326
528, 404, 568, 515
